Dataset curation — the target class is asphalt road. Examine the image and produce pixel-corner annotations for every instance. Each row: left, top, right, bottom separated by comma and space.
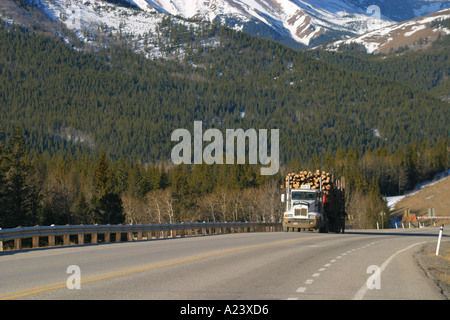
0, 227, 447, 300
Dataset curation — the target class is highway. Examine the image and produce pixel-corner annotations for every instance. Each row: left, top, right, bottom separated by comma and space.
0, 228, 447, 301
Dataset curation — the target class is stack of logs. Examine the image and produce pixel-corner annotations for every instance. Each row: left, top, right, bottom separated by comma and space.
285, 170, 332, 194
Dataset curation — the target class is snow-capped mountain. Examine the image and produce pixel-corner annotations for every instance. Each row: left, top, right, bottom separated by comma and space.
127, 0, 389, 47
2, 0, 449, 49
327, 8, 450, 54
128, 0, 450, 47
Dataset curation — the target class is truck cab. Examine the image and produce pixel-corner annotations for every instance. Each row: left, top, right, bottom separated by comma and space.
282, 185, 325, 232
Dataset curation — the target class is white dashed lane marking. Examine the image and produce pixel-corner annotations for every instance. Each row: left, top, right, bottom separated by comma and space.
288, 239, 389, 299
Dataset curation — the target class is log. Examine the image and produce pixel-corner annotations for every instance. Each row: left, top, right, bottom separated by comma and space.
285, 170, 334, 190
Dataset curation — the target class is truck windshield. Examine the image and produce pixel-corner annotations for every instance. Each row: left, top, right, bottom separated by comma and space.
292, 191, 316, 200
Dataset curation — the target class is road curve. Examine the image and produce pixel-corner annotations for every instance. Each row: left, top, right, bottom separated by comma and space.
0, 227, 447, 300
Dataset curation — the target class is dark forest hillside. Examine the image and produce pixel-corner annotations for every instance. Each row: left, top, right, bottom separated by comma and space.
1, 20, 448, 165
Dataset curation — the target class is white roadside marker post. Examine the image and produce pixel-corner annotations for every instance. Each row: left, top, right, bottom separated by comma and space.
435, 224, 444, 256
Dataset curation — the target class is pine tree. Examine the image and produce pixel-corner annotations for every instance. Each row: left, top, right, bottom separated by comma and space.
94, 151, 112, 199
366, 178, 389, 229
159, 162, 169, 189
92, 151, 124, 224
72, 192, 92, 224
0, 130, 8, 227
1, 128, 41, 228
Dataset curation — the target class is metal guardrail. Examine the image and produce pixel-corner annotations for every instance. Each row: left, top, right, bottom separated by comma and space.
0, 222, 282, 251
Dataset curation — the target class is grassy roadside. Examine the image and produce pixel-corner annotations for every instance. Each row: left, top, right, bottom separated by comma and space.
415, 241, 450, 299
436, 244, 450, 287
391, 176, 450, 227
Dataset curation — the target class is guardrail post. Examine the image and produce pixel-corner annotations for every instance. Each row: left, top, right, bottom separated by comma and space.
48, 235, 55, 247
78, 233, 84, 245
127, 232, 133, 241
63, 234, 70, 246
115, 232, 121, 242
14, 238, 21, 250
91, 233, 97, 244
32, 236, 39, 248
104, 232, 110, 243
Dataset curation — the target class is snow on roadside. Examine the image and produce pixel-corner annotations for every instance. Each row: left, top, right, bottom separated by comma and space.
386, 195, 406, 209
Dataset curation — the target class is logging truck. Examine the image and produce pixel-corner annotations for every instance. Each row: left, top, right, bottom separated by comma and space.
281, 171, 346, 233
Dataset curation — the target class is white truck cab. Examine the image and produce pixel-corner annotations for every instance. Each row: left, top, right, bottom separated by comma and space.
282, 185, 324, 231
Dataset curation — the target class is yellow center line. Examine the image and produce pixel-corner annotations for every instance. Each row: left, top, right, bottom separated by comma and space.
2, 235, 332, 299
